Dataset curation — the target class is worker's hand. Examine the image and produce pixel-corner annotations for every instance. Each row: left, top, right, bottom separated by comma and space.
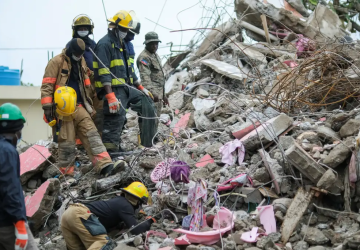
163, 97, 169, 106
105, 92, 121, 114
145, 216, 156, 224
43, 108, 53, 124
138, 85, 154, 100
14, 221, 28, 250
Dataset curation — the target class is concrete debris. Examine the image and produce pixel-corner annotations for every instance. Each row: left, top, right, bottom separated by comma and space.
201, 59, 246, 81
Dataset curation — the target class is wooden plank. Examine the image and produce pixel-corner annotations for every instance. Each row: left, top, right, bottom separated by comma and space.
258, 186, 279, 199
281, 187, 314, 243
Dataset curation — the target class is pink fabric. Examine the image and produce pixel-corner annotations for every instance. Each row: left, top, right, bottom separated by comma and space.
173, 207, 235, 245
173, 113, 191, 136
241, 227, 259, 243
150, 158, 176, 183
296, 34, 315, 58
217, 173, 253, 192
257, 205, 277, 235
174, 235, 191, 245
188, 180, 207, 231
219, 139, 245, 165
349, 153, 357, 183
195, 154, 214, 168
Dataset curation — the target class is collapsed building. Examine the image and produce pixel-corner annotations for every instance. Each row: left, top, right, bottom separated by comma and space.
20, 1, 360, 249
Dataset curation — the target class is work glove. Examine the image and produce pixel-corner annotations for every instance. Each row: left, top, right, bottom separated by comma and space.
43, 107, 53, 124
14, 221, 28, 250
138, 85, 154, 100
145, 216, 157, 224
163, 97, 169, 106
105, 92, 121, 114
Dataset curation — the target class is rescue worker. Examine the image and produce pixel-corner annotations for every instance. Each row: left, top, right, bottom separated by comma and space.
94, 10, 156, 152
0, 103, 38, 250
61, 182, 155, 250
137, 32, 168, 119
41, 38, 116, 177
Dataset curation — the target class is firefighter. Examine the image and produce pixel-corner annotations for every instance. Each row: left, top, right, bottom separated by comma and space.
0, 103, 38, 250
94, 10, 157, 153
137, 31, 168, 119
41, 38, 116, 177
61, 182, 155, 250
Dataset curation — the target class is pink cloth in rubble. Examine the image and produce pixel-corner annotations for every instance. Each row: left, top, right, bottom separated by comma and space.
219, 139, 245, 165
187, 180, 207, 231
296, 34, 315, 58
257, 205, 276, 235
349, 153, 357, 183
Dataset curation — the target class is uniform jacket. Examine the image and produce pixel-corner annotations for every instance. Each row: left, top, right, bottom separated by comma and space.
136, 49, 165, 96
124, 40, 137, 82
93, 30, 137, 92
0, 136, 27, 227
40, 49, 95, 114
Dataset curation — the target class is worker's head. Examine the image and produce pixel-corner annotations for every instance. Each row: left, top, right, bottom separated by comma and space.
66, 38, 85, 62
108, 10, 133, 40
0, 103, 26, 146
72, 14, 94, 38
122, 182, 149, 207
144, 32, 161, 54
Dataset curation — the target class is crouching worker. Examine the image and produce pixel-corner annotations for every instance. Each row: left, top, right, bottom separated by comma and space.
61, 182, 155, 250
40, 38, 116, 177
0, 103, 38, 250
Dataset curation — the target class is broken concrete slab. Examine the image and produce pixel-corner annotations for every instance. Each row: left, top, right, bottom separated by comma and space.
192, 98, 216, 111
281, 187, 315, 243
25, 179, 60, 230
201, 59, 246, 81
259, 149, 290, 194
316, 169, 336, 190
273, 198, 293, 214
285, 142, 326, 184
240, 114, 293, 150
316, 126, 340, 141
339, 119, 360, 138
287, 0, 309, 17
323, 139, 352, 168
300, 225, 329, 245
20, 145, 51, 184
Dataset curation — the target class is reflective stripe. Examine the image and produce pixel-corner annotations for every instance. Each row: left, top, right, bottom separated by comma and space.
92, 151, 111, 166
129, 58, 134, 63
112, 78, 125, 85
110, 59, 124, 67
95, 81, 103, 88
93, 62, 99, 69
104, 142, 118, 149
112, 44, 115, 48
42, 77, 56, 84
130, 78, 133, 84
41, 96, 53, 104
84, 78, 91, 86
98, 68, 110, 76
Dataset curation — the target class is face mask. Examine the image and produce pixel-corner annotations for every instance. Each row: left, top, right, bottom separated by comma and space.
117, 30, 127, 39
72, 54, 81, 61
15, 134, 21, 146
77, 30, 89, 37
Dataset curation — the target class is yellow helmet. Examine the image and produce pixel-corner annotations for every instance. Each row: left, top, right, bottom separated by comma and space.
122, 182, 149, 203
54, 86, 77, 117
108, 10, 133, 29
72, 14, 94, 35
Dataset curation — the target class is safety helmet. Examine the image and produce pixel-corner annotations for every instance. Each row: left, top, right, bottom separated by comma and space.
128, 10, 141, 35
54, 86, 77, 117
0, 103, 26, 122
122, 182, 149, 204
108, 10, 133, 29
72, 14, 94, 35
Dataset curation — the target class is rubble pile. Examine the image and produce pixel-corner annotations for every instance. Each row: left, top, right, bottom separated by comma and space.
19, 1, 360, 249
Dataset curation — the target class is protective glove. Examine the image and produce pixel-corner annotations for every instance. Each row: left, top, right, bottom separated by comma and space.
105, 92, 121, 114
138, 85, 154, 100
163, 97, 169, 106
14, 221, 28, 250
145, 216, 157, 223
43, 108, 53, 124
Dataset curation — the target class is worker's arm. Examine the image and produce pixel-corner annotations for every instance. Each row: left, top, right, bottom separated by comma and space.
0, 147, 26, 223
41, 58, 58, 109
118, 204, 153, 235
137, 57, 152, 87
94, 42, 113, 94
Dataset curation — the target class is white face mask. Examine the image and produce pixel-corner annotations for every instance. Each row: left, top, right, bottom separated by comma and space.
72, 54, 81, 61
77, 30, 89, 37
117, 30, 127, 39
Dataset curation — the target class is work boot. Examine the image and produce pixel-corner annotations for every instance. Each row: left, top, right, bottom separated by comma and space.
100, 160, 127, 177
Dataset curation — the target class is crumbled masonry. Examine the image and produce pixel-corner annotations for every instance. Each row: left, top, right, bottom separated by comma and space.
19, 1, 360, 249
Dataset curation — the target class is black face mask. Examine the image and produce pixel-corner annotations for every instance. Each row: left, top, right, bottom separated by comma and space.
125, 32, 135, 42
